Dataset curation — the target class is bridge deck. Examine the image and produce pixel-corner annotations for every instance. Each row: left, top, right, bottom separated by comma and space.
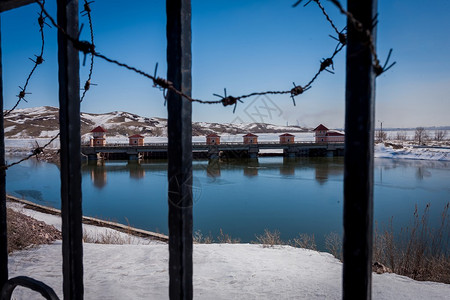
81, 142, 344, 156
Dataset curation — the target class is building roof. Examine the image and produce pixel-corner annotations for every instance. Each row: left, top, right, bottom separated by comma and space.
129, 134, 144, 138
279, 133, 295, 137
313, 124, 328, 131
206, 133, 220, 138
91, 126, 107, 133
243, 133, 258, 137
326, 131, 344, 136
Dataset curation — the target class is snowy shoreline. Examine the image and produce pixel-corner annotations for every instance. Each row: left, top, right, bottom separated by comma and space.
7, 201, 450, 299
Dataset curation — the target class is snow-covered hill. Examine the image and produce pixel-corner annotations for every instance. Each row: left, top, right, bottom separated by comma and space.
3, 106, 308, 140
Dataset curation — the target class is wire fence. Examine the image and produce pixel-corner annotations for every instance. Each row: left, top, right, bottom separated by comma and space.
2, 0, 394, 169
3, 0, 48, 117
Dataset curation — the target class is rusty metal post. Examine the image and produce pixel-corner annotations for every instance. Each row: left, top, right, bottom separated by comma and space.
57, 0, 83, 299
343, 0, 377, 299
166, 0, 193, 298
0, 16, 8, 291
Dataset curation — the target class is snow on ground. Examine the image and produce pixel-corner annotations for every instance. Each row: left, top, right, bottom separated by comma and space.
38, 130, 60, 138
6, 203, 450, 299
375, 143, 450, 161
8, 240, 450, 299
81, 112, 118, 129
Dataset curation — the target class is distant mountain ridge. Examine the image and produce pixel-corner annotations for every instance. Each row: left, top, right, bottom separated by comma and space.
3, 106, 309, 139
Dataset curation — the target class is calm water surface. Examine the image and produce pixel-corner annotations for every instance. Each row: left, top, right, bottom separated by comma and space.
6, 156, 450, 250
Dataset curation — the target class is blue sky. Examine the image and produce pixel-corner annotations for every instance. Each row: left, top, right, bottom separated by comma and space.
1, 0, 449, 128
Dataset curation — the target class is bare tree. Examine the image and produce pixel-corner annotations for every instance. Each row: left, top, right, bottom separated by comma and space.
376, 130, 387, 142
396, 131, 407, 141
414, 127, 428, 145
434, 130, 447, 141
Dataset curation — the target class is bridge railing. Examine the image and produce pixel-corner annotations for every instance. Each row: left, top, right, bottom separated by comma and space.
82, 140, 345, 148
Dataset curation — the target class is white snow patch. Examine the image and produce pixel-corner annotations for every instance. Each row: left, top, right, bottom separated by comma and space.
5, 138, 60, 150
39, 130, 60, 138
8, 241, 450, 299
375, 144, 450, 161
4, 126, 16, 133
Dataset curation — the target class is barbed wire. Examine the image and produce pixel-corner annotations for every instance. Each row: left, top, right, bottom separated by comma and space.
3, 0, 49, 117
80, 0, 95, 103
34, 0, 349, 111
326, 0, 396, 75
4, 1, 97, 169
2, 133, 60, 170
295, 0, 341, 38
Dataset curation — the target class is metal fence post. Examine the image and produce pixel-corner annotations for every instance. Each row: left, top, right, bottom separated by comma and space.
166, 0, 193, 299
0, 15, 8, 291
343, 0, 377, 299
57, 0, 83, 299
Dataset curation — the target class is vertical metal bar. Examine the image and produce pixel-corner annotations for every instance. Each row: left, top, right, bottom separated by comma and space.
57, 0, 83, 299
0, 15, 8, 290
166, 0, 193, 299
343, 0, 377, 299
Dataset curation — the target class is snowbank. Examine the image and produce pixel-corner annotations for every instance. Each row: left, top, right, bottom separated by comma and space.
8, 243, 449, 299
7, 204, 450, 299
375, 143, 450, 161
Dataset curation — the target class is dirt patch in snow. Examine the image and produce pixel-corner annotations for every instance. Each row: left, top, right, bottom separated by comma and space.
7, 208, 62, 254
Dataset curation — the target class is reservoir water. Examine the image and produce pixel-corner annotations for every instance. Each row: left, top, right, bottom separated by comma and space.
6, 156, 450, 250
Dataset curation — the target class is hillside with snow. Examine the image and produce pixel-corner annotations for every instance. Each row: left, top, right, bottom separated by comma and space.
3, 106, 308, 140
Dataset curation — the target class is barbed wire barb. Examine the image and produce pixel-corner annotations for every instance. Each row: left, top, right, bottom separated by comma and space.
80, 0, 95, 103
327, 0, 396, 76
374, 48, 396, 76
213, 88, 242, 113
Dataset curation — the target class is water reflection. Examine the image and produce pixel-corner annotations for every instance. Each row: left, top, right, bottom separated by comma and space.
81, 156, 447, 190
312, 158, 344, 184
80, 157, 349, 185
416, 166, 432, 181
202, 157, 344, 184
88, 160, 107, 189
128, 161, 145, 180
280, 157, 295, 176
6, 155, 450, 249
206, 159, 221, 178
244, 159, 259, 177
83, 160, 147, 189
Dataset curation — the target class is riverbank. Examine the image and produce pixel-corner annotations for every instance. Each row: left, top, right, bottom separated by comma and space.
6, 205, 449, 299
7, 195, 168, 243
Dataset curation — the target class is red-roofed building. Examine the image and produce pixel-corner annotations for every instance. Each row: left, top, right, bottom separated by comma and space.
243, 133, 258, 144
279, 133, 295, 144
313, 124, 344, 143
129, 134, 144, 146
206, 133, 220, 145
90, 126, 107, 146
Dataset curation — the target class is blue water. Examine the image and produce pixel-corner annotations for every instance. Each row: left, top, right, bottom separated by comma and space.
6, 156, 450, 250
